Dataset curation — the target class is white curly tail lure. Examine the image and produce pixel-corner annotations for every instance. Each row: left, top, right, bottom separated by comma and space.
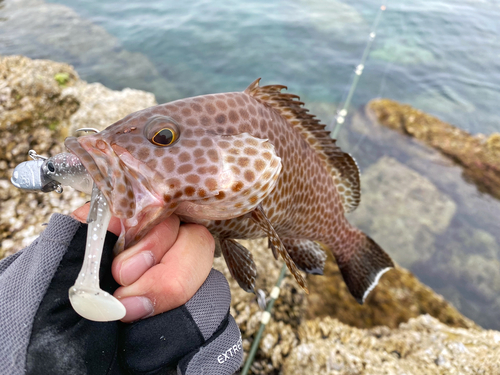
11, 129, 126, 322
68, 183, 126, 321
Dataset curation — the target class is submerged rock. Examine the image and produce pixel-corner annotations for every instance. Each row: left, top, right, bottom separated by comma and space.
306, 254, 477, 330
351, 100, 500, 330
347, 156, 456, 268
368, 98, 500, 200
0, 0, 180, 103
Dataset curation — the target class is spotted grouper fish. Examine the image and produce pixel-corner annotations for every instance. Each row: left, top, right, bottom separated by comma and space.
65, 79, 394, 303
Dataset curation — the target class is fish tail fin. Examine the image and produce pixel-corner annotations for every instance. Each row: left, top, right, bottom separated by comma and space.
332, 230, 394, 304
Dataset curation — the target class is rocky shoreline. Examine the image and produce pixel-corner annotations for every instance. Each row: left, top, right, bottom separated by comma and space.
368, 98, 500, 201
1, 55, 499, 374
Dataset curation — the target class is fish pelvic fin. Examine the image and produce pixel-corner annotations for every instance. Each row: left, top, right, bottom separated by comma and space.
333, 231, 394, 304
251, 205, 308, 293
282, 238, 327, 275
221, 239, 257, 293
244, 78, 360, 213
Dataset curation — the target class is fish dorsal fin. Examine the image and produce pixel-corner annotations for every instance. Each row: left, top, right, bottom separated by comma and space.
245, 78, 361, 212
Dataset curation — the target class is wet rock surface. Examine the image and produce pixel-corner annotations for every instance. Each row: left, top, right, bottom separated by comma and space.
368, 98, 500, 200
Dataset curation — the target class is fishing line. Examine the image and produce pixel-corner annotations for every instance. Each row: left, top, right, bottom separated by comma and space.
240, 264, 287, 375
329, 2, 387, 139
241, 3, 388, 374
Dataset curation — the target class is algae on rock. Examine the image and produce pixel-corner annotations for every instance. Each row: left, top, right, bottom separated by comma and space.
368, 98, 500, 200
306, 253, 477, 330
0, 55, 80, 179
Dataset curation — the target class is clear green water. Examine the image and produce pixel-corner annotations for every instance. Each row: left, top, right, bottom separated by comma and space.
6, 0, 500, 135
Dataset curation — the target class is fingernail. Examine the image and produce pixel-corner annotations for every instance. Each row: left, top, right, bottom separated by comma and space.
120, 296, 154, 322
120, 251, 155, 286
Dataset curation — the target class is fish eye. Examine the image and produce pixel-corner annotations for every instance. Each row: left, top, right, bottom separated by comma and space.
144, 115, 180, 147
152, 128, 176, 146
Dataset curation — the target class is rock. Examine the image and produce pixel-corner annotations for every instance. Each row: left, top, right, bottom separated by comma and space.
296, 0, 368, 40
370, 37, 436, 65
412, 224, 500, 330
368, 98, 500, 200
0, 55, 80, 179
0, 55, 158, 258
347, 156, 456, 268
0, 0, 180, 103
213, 238, 307, 375
282, 314, 500, 375
348, 102, 500, 329
306, 252, 478, 330
63, 81, 157, 135
214, 237, 479, 374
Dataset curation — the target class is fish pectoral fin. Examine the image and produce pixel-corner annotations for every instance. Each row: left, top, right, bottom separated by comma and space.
221, 239, 257, 293
282, 239, 327, 275
335, 233, 394, 304
250, 205, 308, 293
213, 237, 222, 258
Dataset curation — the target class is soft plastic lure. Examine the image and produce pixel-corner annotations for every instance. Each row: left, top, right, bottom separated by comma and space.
12, 149, 126, 321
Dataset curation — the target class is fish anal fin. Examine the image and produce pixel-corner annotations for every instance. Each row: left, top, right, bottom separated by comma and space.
250, 205, 308, 293
283, 239, 327, 275
220, 239, 257, 293
268, 238, 279, 260
335, 233, 394, 304
244, 78, 361, 213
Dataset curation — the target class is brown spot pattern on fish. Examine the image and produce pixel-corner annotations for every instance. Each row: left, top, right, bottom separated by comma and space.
64, 79, 394, 303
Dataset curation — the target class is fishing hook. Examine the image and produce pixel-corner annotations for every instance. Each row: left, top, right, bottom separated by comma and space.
28, 150, 47, 161
75, 128, 100, 135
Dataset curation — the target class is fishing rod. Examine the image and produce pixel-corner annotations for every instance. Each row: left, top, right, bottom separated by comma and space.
241, 4, 387, 374
240, 264, 287, 375
330, 4, 386, 139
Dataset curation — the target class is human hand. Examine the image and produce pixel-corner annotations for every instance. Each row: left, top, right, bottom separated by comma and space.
1, 209, 244, 374
71, 203, 215, 322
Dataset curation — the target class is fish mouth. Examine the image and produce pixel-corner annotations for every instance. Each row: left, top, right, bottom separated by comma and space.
65, 136, 108, 191
64, 135, 162, 221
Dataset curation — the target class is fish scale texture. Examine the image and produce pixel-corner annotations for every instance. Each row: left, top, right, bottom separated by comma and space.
185, 269, 232, 341
0, 214, 81, 375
